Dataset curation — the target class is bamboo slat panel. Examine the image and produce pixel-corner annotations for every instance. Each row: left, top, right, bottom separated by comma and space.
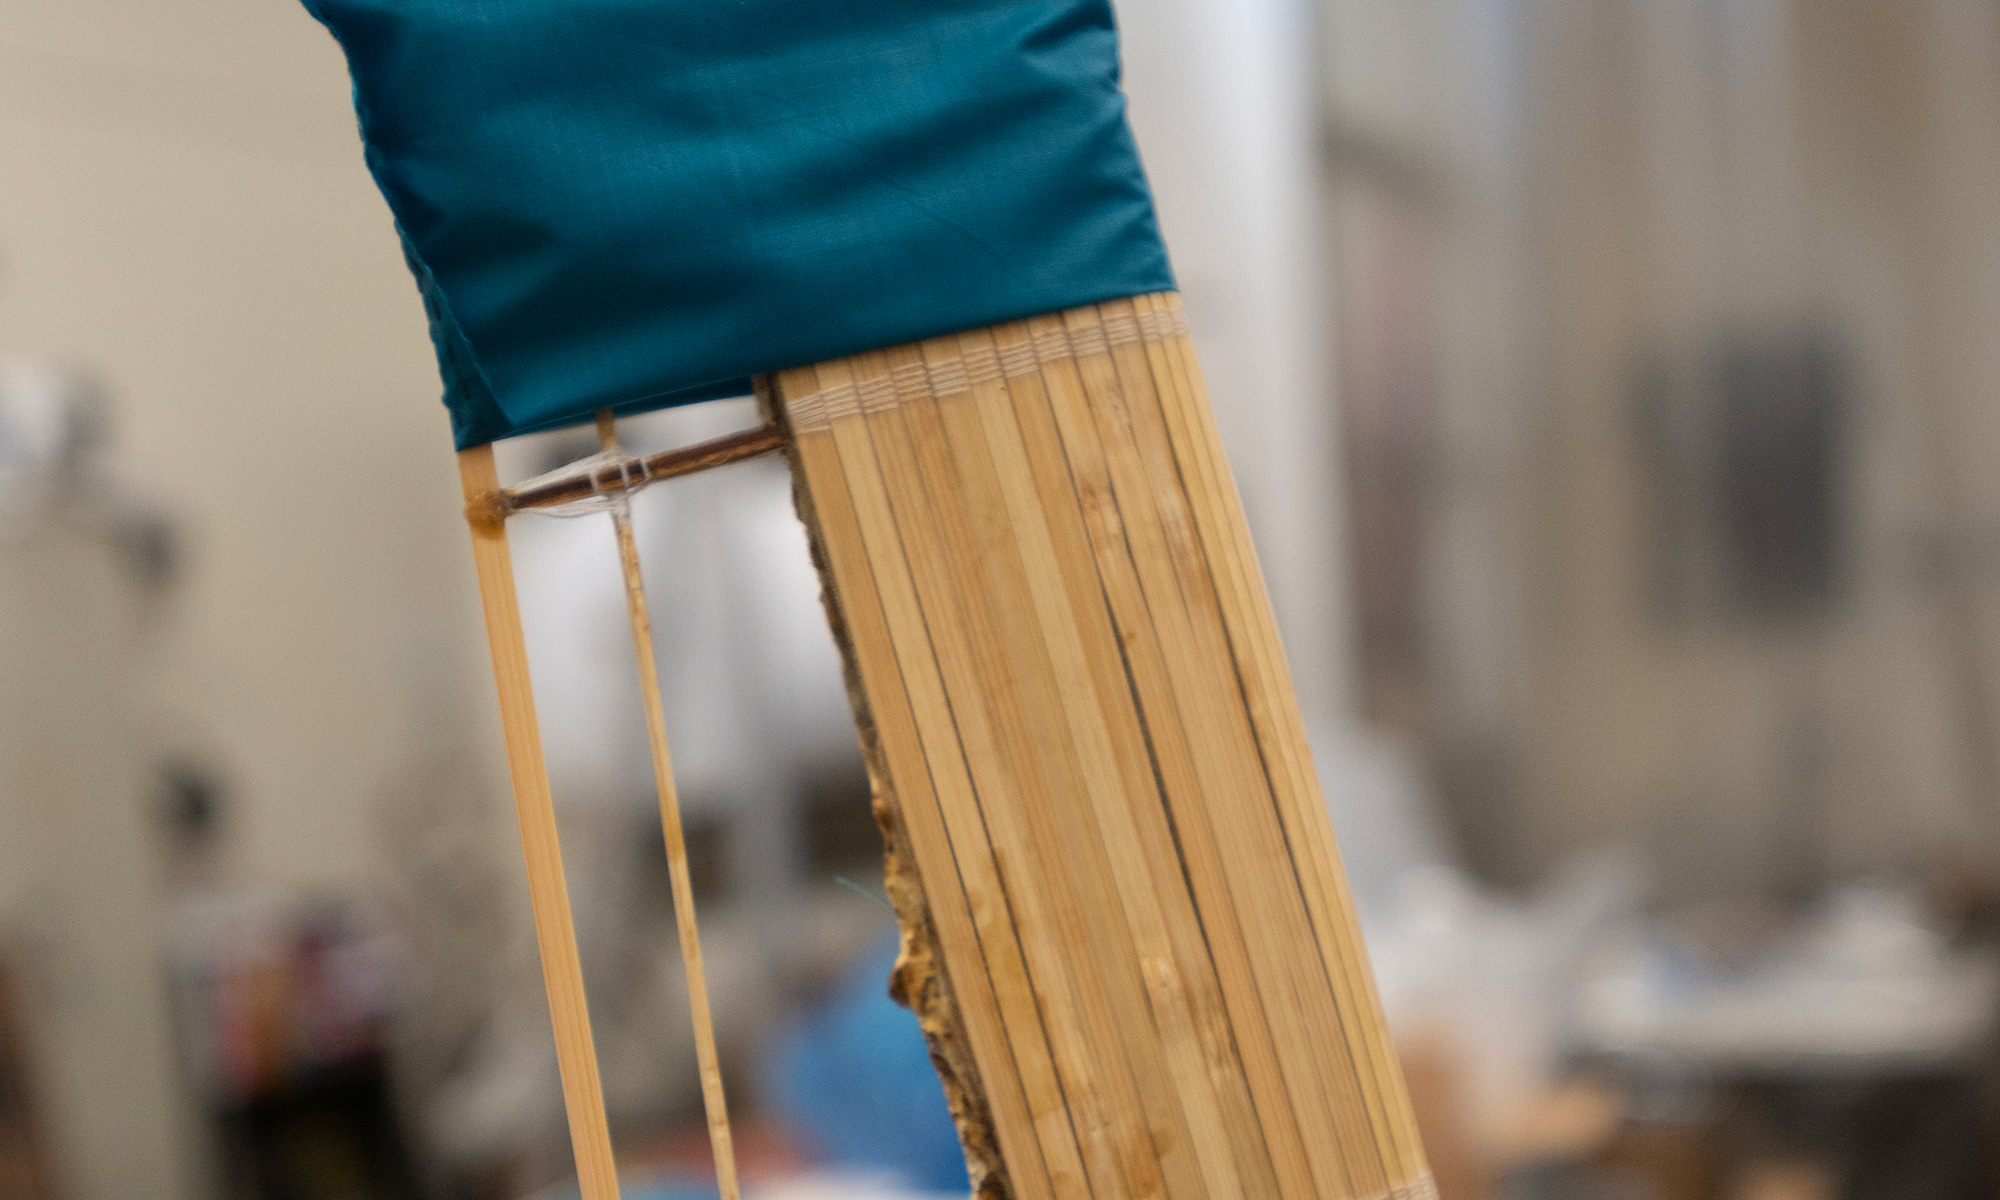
772, 292, 1432, 1200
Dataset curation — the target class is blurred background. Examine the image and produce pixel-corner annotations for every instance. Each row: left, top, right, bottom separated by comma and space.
3, 0, 1999, 1198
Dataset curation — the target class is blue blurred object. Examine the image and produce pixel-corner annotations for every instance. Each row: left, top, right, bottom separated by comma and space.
763, 932, 969, 1193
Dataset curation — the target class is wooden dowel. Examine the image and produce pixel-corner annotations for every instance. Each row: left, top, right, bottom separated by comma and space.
456, 444, 621, 1200
593, 411, 741, 1200
467, 423, 784, 523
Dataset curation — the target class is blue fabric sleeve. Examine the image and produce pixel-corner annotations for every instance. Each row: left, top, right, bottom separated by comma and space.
303, 0, 1174, 447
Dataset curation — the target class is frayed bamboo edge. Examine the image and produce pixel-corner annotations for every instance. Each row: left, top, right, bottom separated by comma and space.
757, 377, 1016, 1200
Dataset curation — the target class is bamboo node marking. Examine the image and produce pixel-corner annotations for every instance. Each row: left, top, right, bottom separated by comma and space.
891, 360, 931, 405
787, 389, 828, 433
1031, 326, 1071, 364
1067, 320, 1109, 360
858, 372, 899, 416
822, 380, 861, 423
926, 354, 970, 397
1102, 309, 1141, 348
963, 341, 1003, 388
997, 339, 1038, 378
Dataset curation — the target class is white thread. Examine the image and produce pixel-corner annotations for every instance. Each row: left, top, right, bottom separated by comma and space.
998, 339, 1038, 377
1102, 310, 1141, 347
1137, 306, 1165, 343
926, 355, 969, 397
963, 341, 1003, 388
857, 373, 898, 415
890, 360, 931, 405
788, 390, 828, 433
1032, 326, 1071, 364
822, 381, 861, 423
1068, 320, 1109, 359
511, 449, 651, 519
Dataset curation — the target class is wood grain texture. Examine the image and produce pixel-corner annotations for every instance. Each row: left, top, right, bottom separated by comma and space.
773, 293, 1433, 1200
458, 445, 622, 1200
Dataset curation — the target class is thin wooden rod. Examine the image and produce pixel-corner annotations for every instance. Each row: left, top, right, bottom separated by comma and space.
467, 423, 784, 523
594, 411, 741, 1200
456, 444, 621, 1200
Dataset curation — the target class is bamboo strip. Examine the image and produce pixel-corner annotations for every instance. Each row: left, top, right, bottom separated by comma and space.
1121, 295, 1402, 1165
593, 412, 741, 1200
1038, 307, 1379, 1200
1094, 297, 1403, 1179
764, 368, 1011, 1196
1005, 316, 1332, 1200
1145, 295, 1430, 1189
778, 363, 1076, 1200
838, 346, 1134, 1200
935, 328, 1257, 1200
907, 335, 1205, 1200
776, 292, 1431, 1200
973, 321, 1285, 1200
456, 445, 621, 1200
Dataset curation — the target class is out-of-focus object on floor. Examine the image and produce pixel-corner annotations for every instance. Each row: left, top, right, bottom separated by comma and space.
0, 361, 195, 1199
1730, 1157, 1839, 1200
1369, 854, 1640, 1200
0, 957, 59, 1199
1311, 716, 1639, 1200
1369, 851, 1647, 1162
1576, 884, 1996, 1200
1310, 720, 1453, 925
1401, 1031, 1625, 1200
1579, 884, 1997, 1072
1316, 721, 1645, 1200
170, 893, 415, 1199
624, 1118, 817, 1194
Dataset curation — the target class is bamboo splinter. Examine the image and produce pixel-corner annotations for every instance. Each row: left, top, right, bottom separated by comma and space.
595, 411, 742, 1200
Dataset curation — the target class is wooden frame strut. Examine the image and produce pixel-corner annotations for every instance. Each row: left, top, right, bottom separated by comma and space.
467, 422, 784, 524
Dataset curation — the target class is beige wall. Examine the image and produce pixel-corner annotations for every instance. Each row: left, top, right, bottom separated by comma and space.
0, 0, 498, 895
1512, 0, 2000, 891
0, 531, 196, 1199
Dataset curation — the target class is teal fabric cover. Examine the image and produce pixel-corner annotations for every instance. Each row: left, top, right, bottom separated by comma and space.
303, 0, 1174, 447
